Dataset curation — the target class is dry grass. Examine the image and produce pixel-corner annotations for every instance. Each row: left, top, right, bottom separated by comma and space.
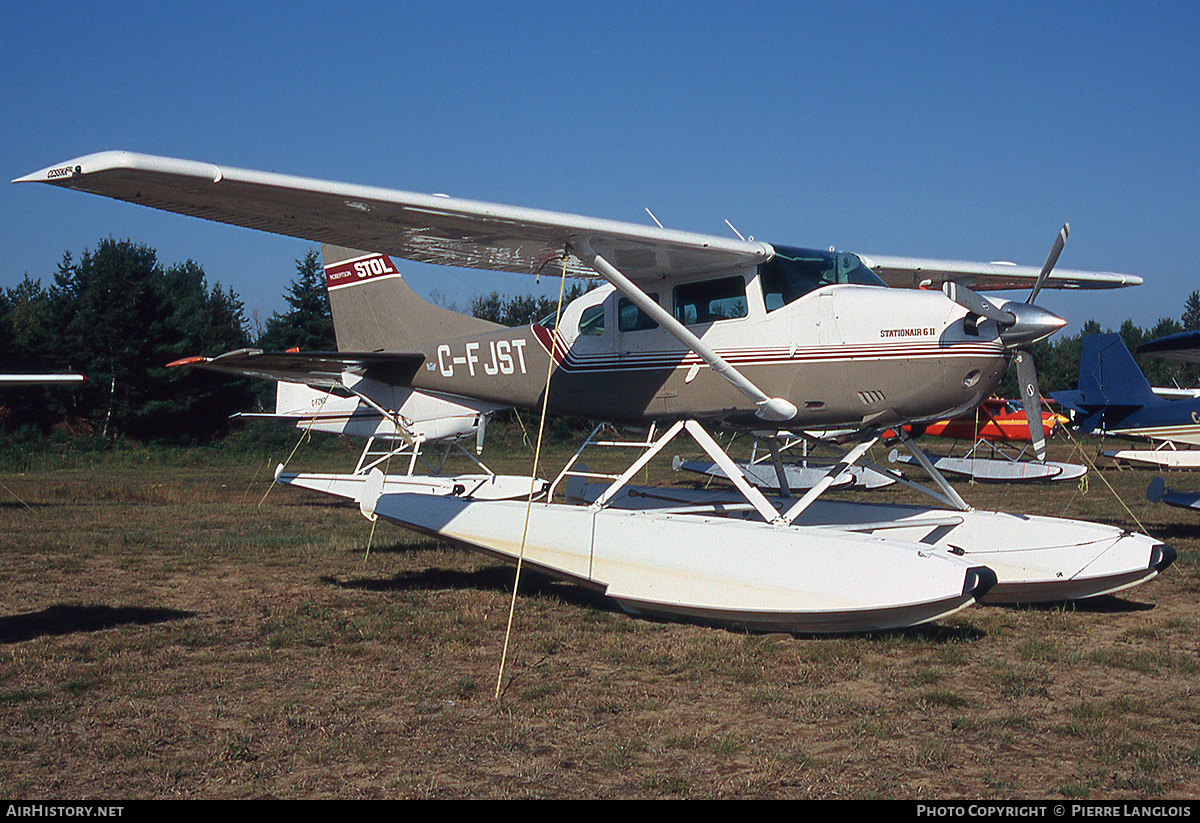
0, 436, 1198, 799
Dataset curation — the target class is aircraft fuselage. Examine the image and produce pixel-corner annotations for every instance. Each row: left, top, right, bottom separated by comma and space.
1099, 405, 1200, 446
405, 269, 1011, 429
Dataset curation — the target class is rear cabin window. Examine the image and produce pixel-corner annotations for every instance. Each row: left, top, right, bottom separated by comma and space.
673, 276, 748, 325
618, 295, 660, 332
759, 247, 885, 312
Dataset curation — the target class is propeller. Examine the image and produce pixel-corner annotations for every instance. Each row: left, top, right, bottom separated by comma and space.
942, 224, 1070, 461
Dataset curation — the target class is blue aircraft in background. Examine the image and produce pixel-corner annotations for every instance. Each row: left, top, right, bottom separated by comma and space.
1138, 329, 1200, 366
1051, 333, 1200, 449
1052, 331, 1200, 510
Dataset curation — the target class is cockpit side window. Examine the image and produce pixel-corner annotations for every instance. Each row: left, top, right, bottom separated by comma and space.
578, 303, 606, 336
673, 276, 748, 325
760, 246, 886, 312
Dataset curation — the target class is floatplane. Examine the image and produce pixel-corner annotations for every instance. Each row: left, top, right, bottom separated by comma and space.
16, 152, 1175, 632
180, 372, 511, 485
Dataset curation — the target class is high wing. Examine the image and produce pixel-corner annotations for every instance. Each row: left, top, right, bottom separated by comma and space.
857, 254, 1142, 291
15, 151, 769, 283
1138, 330, 1200, 364
17, 151, 1142, 291
167, 348, 424, 387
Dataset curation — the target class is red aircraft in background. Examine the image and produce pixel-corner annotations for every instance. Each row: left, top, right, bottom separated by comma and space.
886, 397, 1081, 482
915, 397, 1067, 443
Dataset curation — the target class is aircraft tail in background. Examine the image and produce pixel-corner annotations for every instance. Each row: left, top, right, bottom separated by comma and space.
1052, 333, 1200, 447
1051, 333, 1161, 433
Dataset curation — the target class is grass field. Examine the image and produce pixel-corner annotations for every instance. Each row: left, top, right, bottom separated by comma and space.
0, 432, 1197, 799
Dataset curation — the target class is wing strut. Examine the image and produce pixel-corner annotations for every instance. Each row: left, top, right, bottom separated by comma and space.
573, 240, 797, 422
780, 435, 881, 524
586, 419, 785, 524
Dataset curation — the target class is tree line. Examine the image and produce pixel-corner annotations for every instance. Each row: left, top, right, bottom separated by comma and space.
0, 239, 334, 444
3, 236, 1198, 446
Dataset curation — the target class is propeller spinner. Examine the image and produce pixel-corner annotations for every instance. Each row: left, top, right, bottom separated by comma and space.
942, 224, 1071, 460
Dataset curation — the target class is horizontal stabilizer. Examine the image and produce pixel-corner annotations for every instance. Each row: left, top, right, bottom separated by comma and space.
1147, 476, 1200, 511
168, 348, 424, 387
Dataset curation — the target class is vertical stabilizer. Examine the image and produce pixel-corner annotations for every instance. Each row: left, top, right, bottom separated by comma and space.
322, 244, 501, 352
1078, 333, 1161, 409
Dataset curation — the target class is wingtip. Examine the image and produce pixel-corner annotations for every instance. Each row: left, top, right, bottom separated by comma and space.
13, 153, 99, 185
12, 150, 159, 185
166, 355, 211, 368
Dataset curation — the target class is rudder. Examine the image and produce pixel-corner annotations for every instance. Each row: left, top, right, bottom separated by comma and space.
1078, 333, 1160, 409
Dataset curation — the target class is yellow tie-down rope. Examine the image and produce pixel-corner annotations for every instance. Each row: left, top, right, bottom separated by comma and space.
496, 254, 569, 700
1056, 412, 1147, 535
1040, 396, 1148, 536
258, 385, 335, 508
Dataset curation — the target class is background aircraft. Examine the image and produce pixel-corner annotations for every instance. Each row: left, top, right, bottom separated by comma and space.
1, 372, 84, 386
1052, 332, 1200, 468
884, 395, 1084, 482
1147, 476, 1200, 511
1137, 330, 1200, 365
912, 397, 1065, 444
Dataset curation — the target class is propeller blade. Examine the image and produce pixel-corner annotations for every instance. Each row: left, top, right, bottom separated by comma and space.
943, 281, 1016, 326
1027, 223, 1069, 305
1015, 350, 1046, 461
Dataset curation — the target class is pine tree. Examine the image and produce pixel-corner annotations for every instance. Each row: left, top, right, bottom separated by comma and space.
2, 274, 53, 362
30, 238, 255, 442
470, 282, 589, 326
256, 249, 335, 351
0, 274, 61, 434
1182, 291, 1200, 331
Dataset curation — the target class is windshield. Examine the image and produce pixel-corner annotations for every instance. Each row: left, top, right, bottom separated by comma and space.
759, 246, 886, 312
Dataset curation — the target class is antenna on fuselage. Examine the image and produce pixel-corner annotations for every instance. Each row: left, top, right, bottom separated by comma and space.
725, 219, 746, 241
645, 208, 664, 229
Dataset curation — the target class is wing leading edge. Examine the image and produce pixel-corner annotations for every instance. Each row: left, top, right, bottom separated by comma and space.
15, 151, 770, 283
17, 151, 1143, 291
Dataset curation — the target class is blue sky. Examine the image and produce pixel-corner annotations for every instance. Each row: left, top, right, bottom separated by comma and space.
3, 0, 1198, 338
